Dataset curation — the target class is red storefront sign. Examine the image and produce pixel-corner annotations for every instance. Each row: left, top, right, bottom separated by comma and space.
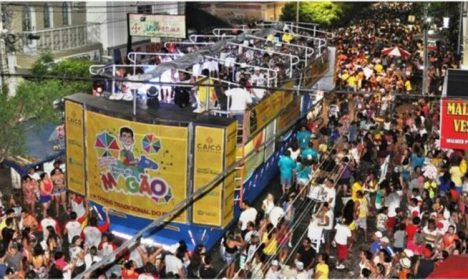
440, 98, 468, 150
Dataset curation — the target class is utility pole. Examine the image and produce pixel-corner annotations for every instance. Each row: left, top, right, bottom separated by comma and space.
458, 1, 464, 56
422, 3, 429, 95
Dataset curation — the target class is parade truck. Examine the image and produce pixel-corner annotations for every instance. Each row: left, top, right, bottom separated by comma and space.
64, 22, 333, 251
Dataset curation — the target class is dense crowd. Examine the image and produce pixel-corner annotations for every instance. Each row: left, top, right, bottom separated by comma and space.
1, 2, 467, 280
334, 2, 458, 98
214, 3, 468, 280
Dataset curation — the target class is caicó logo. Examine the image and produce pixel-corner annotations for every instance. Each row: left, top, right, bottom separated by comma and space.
67, 110, 82, 126
197, 136, 222, 153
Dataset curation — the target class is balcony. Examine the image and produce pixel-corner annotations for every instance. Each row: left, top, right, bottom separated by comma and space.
19, 23, 101, 54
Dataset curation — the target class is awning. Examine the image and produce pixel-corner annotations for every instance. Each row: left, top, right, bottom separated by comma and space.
2, 119, 64, 176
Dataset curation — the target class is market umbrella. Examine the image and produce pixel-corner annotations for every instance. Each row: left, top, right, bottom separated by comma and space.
428, 255, 468, 278
382, 46, 411, 60
142, 134, 161, 153
95, 132, 120, 158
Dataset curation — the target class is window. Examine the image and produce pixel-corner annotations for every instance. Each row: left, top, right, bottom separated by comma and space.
22, 6, 33, 31
137, 5, 152, 14
44, 4, 53, 28
62, 2, 71, 25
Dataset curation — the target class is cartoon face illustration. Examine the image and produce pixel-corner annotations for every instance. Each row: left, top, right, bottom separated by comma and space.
119, 127, 137, 166
119, 127, 135, 149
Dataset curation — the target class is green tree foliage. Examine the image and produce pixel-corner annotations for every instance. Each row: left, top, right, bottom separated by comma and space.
0, 53, 93, 161
280, 1, 370, 27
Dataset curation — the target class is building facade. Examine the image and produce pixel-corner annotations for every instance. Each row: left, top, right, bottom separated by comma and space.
1, 2, 102, 70
198, 2, 285, 23
86, 2, 185, 64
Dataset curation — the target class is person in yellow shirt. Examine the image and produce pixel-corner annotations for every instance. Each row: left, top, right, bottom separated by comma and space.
460, 158, 467, 176
351, 178, 363, 201
267, 34, 275, 42
347, 74, 357, 90
374, 63, 384, 73
262, 225, 278, 257
405, 80, 412, 92
340, 71, 350, 85
196, 75, 217, 113
355, 191, 369, 242
0, 209, 16, 232
282, 32, 294, 43
450, 163, 463, 190
314, 253, 330, 279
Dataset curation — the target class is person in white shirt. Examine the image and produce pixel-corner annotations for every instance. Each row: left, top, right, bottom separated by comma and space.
64, 212, 82, 244
83, 217, 102, 250
70, 193, 87, 224
322, 178, 337, 209
160, 68, 175, 103
244, 222, 258, 245
40, 209, 60, 241
262, 193, 275, 217
317, 202, 334, 254
264, 260, 282, 279
84, 246, 102, 270
239, 201, 258, 232
224, 80, 253, 115
296, 261, 312, 279
250, 68, 267, 100
164, 249, 185, 278
28, 168, 41, 181
69, 236, 86, 274
334, 218, 352, 269
128, 245, 146, 269
269, 204, 285, 228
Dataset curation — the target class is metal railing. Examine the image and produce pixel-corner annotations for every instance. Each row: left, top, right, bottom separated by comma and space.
227, 42, 300, 78
19, 22, 100, 54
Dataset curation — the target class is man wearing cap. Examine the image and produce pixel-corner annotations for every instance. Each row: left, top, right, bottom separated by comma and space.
295, 261, 310, 279
380, 236, 396, 258
370, 231, 383, 255
399, 257, 412, 279
264, 260, 282, 279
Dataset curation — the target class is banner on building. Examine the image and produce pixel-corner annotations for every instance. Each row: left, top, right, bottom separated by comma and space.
276, 98, 301, 132
247, 86, 293, 138
128, 14, 186, 38
440, 99, 468, 150
225, 122, 237, 168
192, 126, 225, 226
65, 101, 86, 195
85, 111, 188, 222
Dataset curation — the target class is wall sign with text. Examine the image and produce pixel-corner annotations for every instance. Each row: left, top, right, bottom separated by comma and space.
440, 98, 468, 150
